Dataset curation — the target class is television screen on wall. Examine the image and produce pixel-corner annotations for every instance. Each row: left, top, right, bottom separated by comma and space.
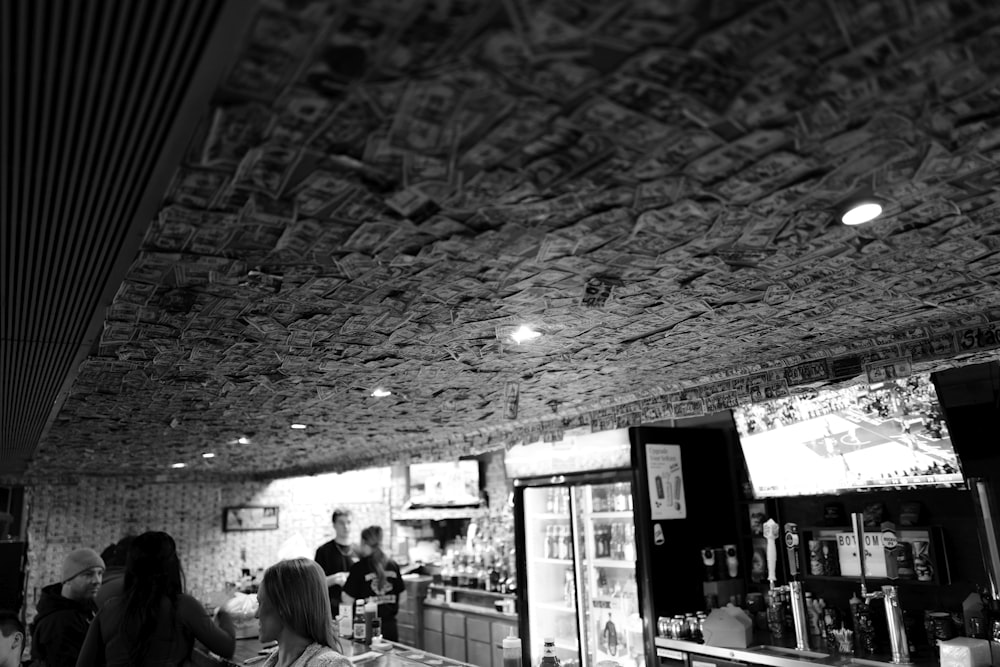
733, 373, 963, 498
407, 460, 481, 508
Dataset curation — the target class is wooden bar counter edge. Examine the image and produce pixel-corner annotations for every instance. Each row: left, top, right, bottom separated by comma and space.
196, 637, 478, 667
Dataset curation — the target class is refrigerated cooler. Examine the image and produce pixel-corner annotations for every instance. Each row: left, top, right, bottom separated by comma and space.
506, 425, 744, 667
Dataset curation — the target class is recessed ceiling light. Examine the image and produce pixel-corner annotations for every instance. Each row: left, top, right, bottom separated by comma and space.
841, 201, 883, 225
290, 423, 307, 430
171, 462, 186, 469
371, 387, 392, 398
511, 325, 541, 344
202, 452, 216, 458
237, 436, 251, 445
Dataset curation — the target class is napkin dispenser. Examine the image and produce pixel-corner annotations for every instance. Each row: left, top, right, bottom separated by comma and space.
702, 604, 753, 648
938, 637, 991, 667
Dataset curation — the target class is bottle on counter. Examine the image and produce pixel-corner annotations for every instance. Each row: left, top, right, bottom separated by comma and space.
503, 631, 523, 667
338, 603, 353, 639
538, 637, 561, 666
363, 600, 377, 645
353, 599, 367, 643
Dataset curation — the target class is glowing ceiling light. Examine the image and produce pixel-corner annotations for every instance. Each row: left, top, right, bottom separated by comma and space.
371, 387, 392, 398
841, 201, 883, 225
511, 325, 541, 344
290, 423, 307, 430
237, 436, 251, 445
202, 452, 216, 459
171, 462, 186, 469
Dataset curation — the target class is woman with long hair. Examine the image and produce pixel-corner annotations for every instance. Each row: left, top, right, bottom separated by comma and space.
255, 558, 350, 667
341, 526, 405, 641
76, 531, 235, 667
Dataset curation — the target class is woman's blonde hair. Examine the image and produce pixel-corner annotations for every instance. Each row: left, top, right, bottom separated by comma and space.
260, 558, 339, 648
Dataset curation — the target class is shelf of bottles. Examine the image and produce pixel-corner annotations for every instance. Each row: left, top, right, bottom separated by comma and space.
435, 512, 517, 601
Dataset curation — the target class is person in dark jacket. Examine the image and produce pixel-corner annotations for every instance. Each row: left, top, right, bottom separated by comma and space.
31, 548, 105, 667
314, 508, 356, 614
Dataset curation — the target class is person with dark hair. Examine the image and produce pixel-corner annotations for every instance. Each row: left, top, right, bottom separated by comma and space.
75, 531, 235, 667
341, 526, 405, 641
31, 548, 105, 667
313, 508, 356, 613
95, 536, 135, 608
255, 559, 351, 667
0, 611, 25, 667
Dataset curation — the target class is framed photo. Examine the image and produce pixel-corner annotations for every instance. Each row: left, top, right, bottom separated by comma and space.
223, 505, 279, 531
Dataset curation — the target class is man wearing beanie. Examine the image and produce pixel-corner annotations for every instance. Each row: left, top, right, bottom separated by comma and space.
30, 548, 104, 667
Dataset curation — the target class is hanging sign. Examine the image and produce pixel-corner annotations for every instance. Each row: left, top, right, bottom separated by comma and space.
646, 443, 686, 520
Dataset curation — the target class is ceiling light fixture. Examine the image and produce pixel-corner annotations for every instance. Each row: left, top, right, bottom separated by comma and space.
237, 436, 251, 445
511, 325, 541, 344
290, 423, 307, 430
840, 199, 883, 225
202, 452, 216, 458
171, 462, 186, 469
371, 387, 392, 398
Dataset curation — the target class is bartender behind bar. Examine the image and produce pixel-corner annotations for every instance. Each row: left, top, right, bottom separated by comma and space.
314, 508, 356, 613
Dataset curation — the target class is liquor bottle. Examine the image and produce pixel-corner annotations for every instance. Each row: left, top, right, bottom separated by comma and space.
538, 637, 561, 666
488, 558, 500, 593
476, 557, 488, 590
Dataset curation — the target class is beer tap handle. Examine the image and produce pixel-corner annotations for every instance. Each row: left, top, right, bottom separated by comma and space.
763, 519, 779, 588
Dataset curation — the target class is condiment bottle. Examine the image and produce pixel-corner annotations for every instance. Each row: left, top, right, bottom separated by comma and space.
502, 631, 522, 667
353, 599, 367, 643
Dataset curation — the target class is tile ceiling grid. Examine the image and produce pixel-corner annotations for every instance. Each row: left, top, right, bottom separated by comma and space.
13, 0, 1000, 480
0, 0, 231, 475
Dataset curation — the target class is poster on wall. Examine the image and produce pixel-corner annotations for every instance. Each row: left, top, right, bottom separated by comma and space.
646, 443, 686, 520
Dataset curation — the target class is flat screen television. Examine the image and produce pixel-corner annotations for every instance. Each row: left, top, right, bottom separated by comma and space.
407, 460, 482, 508
733, 373, 964, 498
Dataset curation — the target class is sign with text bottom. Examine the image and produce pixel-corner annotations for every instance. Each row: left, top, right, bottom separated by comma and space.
836, 532, 887, 577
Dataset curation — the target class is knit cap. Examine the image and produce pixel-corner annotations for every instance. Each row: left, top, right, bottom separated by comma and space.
61, 548, 105, 583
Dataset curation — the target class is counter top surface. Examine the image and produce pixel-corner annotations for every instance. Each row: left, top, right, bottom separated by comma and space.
655, 636, 940, 667
422, 596, 518, 621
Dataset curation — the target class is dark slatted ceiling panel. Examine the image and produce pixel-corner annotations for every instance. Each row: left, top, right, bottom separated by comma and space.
0, 0, 228, 474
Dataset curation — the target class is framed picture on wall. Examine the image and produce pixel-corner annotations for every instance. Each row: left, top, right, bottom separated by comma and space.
223, 505, 279, 531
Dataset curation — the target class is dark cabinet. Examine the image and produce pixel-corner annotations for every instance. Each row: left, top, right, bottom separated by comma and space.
444, 634, 466, 662
423, 608, 443, 655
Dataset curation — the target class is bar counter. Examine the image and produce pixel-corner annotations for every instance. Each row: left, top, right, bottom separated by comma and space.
215, 636, 477, 667
655, 635, 941, 667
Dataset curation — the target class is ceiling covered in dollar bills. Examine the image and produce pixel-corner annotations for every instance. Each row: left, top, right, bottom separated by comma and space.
9, 0, 1000, 479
